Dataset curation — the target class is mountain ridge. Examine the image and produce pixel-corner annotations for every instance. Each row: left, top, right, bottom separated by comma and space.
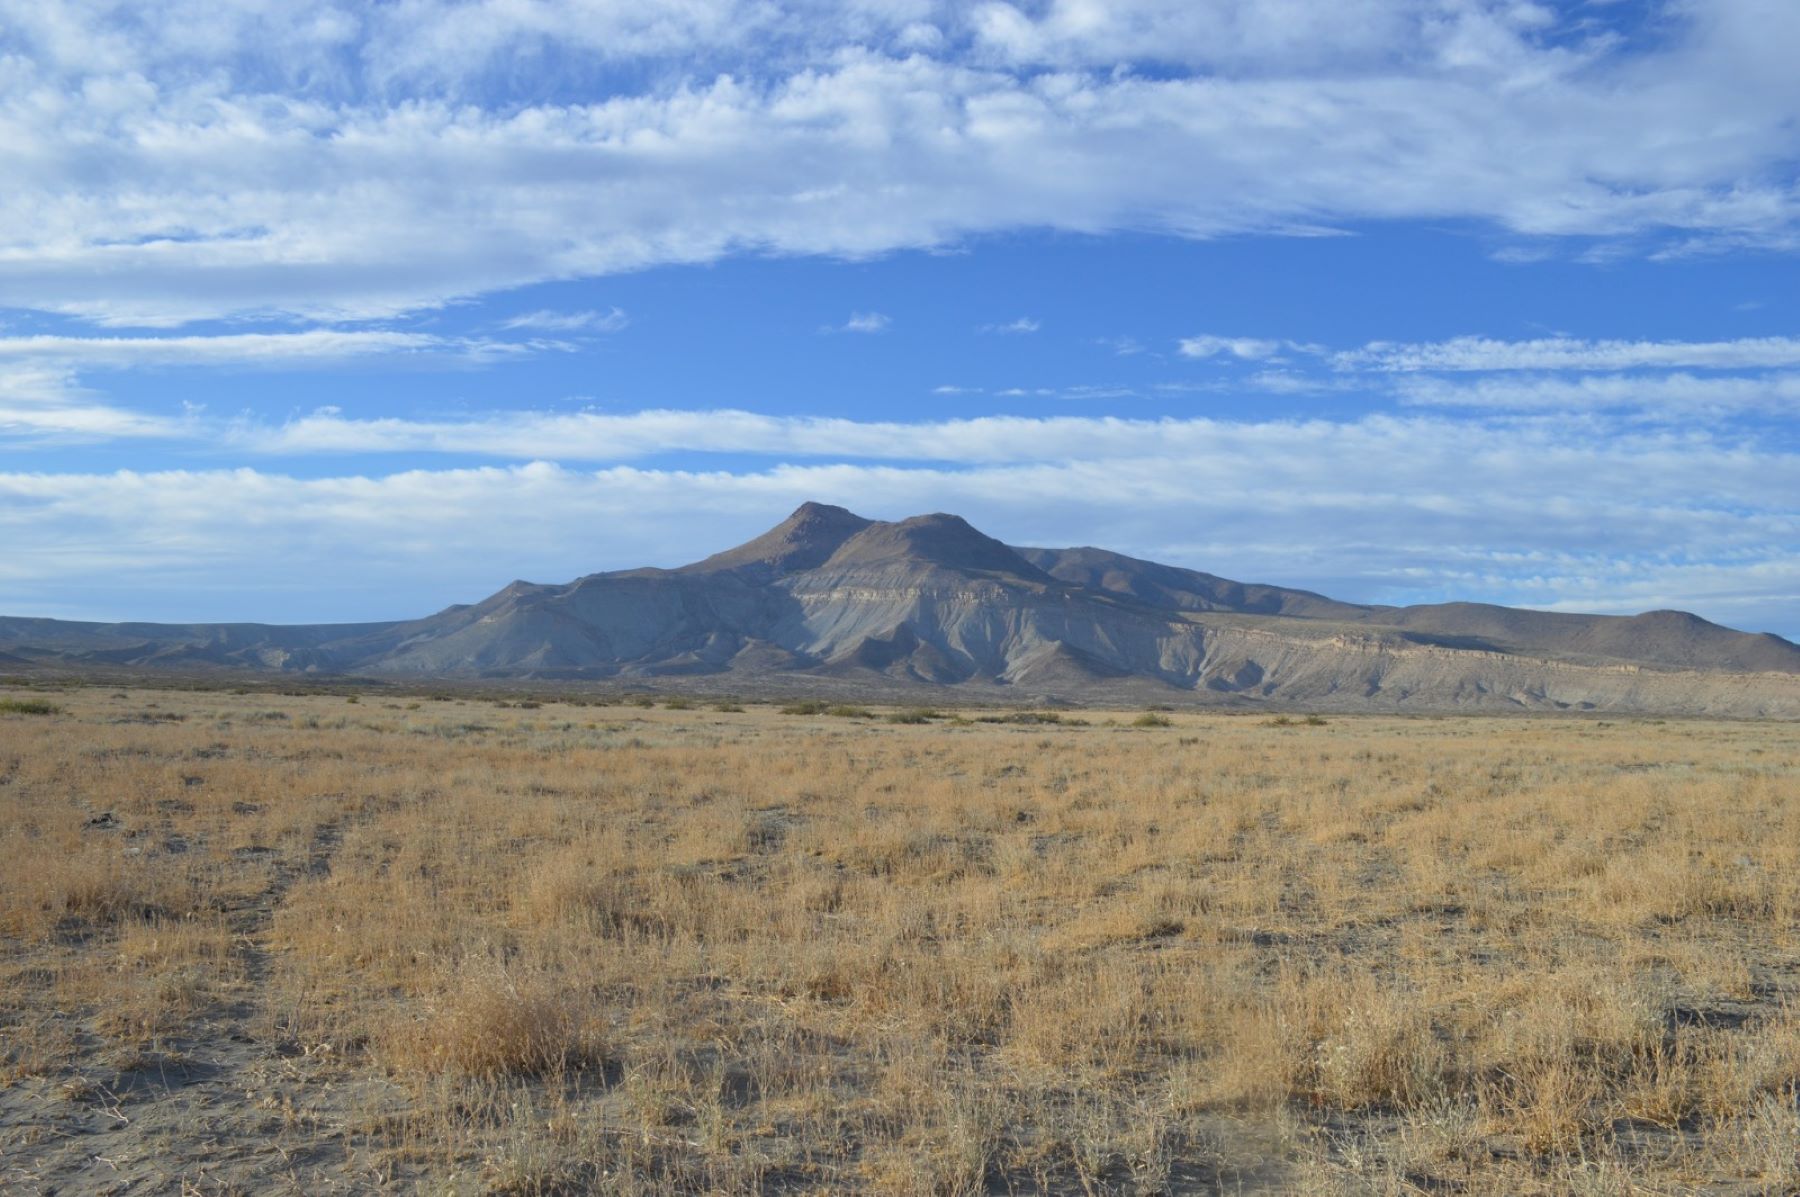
2, 503, 1795, 715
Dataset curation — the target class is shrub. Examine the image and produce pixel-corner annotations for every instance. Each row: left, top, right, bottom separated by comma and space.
826, 705, 874, 719
781, 700, 829, 715
0, 698, 59, 716
1132, 712, 1173, 728
975, 711, 1068, 726
381, 964, 606, 1080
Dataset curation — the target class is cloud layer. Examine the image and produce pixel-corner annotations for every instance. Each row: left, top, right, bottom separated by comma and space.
4, 319, 1794, 633
2, 1, 1799, 324
4, 406, 1794, 634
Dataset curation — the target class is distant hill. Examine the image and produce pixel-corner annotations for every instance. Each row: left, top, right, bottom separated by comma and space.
2, 502, 1796, 715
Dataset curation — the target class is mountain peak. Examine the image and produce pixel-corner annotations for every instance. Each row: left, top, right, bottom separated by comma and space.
822, 510, 1049, 579
688, 504, 1046, 581
682, 501, 873, 577
788, 501, 857, 521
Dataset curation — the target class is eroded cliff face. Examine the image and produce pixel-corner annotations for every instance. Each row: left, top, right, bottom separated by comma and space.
3, 502, 1796, 716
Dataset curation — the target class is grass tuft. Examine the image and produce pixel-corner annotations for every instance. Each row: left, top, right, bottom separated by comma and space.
381, 964, 607, 1080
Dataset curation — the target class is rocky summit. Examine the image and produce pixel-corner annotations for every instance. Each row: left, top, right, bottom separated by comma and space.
3, 502, 1796, 715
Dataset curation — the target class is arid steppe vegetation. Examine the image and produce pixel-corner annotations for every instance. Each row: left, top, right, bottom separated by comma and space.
2, 684, 1798, 1193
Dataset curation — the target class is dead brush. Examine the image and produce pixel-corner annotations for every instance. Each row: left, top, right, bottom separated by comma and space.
378, 958, 608, 1081
1305, 999, 1449, 1113
2, 845, 202, 941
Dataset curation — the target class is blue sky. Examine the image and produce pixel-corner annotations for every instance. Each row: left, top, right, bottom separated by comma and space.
1, 0, 1796, 637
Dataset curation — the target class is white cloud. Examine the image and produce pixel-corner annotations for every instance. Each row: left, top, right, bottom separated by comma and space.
0, 364, 188, 440
1338, 334, 1800, 372
499, 308, 629, 334
1396, 371, 1800, 412
241, 408, 1250, 461
0, 330, 556, 367
980, 316, 1040, 334
0, 2, 1597, 92
0, 4, 1796, 323
213, 409, 1793, 519
829, 311, 892, 334
1177, 335, 1288, 361
965, 0, 1567, 74
1099, 336, 1146, 357
2, 415, 1794, 632
0, 404, 184, 439
1240, 370, 1346, 395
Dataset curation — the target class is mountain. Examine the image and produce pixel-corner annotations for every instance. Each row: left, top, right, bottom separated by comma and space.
2, 502, 1796, 715
1015, 545, 1369, 620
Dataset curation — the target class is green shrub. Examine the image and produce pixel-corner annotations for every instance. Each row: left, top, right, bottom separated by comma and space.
1132, 712, 1173, 728
661, 697, 695, 710
0, 697, 59, 716
826, 705, 874, 719
780, 700, 829, 715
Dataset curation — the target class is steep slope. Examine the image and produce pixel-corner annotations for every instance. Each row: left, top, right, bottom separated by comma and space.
338, 572, 803, 678
1018, 546, 1371, 619
739, 511, 1189, 685
680, 501, 872, 579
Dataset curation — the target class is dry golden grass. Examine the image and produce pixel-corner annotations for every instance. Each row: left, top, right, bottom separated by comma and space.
1, 684, 1798, 1194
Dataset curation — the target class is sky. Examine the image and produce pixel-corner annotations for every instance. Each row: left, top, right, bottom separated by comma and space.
0, 0, 1796, 638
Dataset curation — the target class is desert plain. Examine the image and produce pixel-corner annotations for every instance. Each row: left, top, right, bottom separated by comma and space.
2, 682, 1798, 1194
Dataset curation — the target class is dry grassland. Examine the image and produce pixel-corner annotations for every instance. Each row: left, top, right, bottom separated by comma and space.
2, 685, 1798, 1194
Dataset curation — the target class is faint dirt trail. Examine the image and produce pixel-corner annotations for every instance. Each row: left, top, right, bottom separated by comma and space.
1, 806, 412, 1196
